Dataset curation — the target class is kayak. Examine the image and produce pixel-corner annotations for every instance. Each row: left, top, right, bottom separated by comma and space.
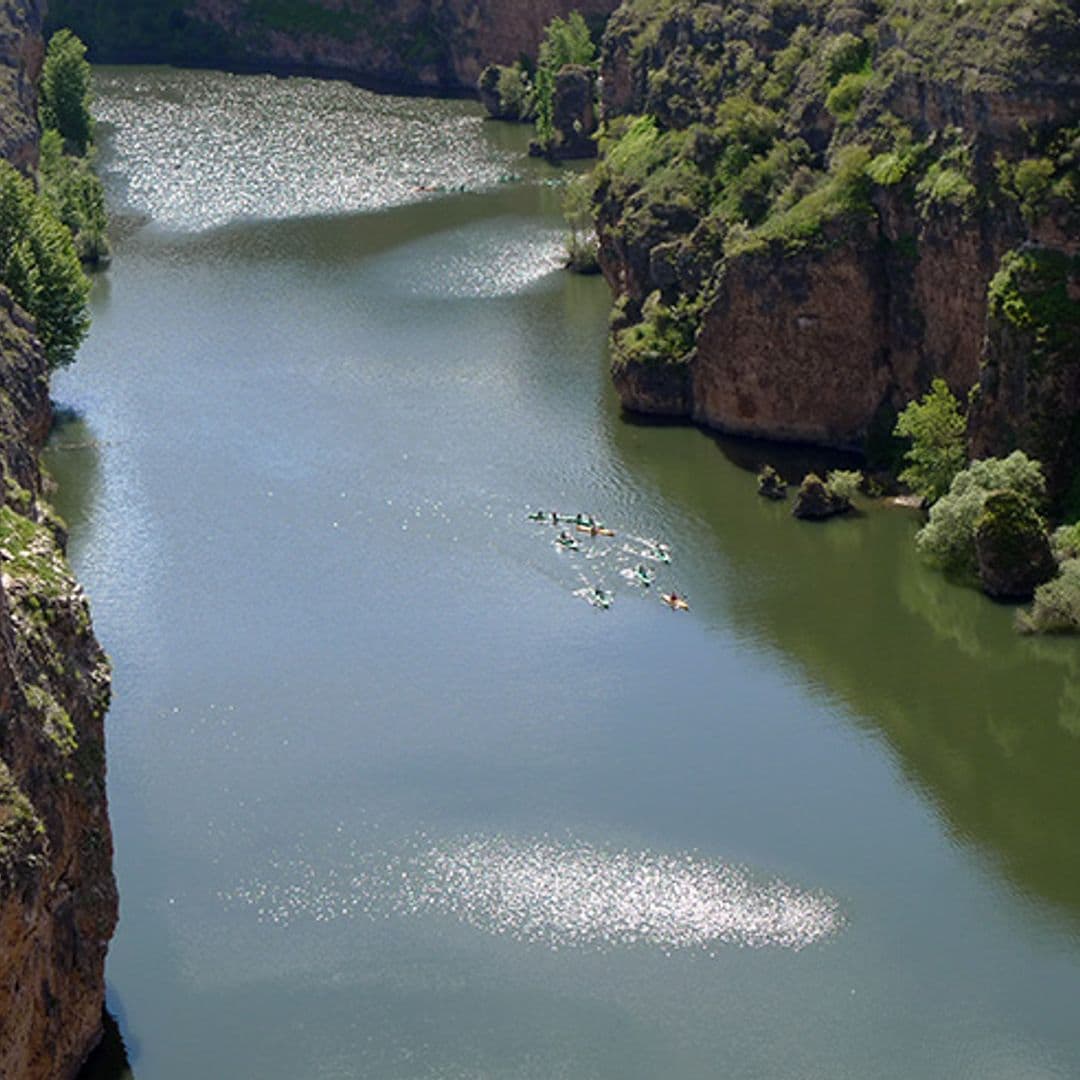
555, 535, 580, 551
575, 587, 612, 609
662, 593, 689, 611
622, 565, 654, 587
576, 524, 615, 537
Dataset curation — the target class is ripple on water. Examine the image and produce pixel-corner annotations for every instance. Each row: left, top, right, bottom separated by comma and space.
93, 69, 523, 231
222, 835, 844, 954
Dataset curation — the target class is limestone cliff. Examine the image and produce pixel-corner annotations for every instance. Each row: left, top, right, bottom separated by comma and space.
0, 4, 117, 1077
594, 0, 1080, 489
46, 0, 619, 93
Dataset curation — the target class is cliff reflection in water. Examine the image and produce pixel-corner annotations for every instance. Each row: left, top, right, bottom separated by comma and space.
611, 418, 1080, 931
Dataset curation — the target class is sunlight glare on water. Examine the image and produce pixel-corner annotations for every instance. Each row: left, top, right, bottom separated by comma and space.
222, 834, 844, 953
93, 69, 522, 230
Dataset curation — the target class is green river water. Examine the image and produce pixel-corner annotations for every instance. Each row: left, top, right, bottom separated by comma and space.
44, 68, 1080, 1079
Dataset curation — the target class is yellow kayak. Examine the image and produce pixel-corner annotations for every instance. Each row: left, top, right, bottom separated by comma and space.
662, 593, 689, 611
576, 524, 616, 537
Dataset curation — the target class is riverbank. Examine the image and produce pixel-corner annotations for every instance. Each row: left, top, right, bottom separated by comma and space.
0, 5, 116, 1076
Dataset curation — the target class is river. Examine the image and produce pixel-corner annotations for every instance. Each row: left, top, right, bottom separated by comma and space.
46, 67, 1080, 1080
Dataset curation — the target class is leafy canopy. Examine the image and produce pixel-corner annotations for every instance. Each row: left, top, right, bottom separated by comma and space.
0, 161, 90, 369
916, 451, 1046, 574
893, 378, 967, 502
39, 29, 94, 155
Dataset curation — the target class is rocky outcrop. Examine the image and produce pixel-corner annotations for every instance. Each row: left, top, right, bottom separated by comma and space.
0, 0, 44, 173
594, 0, 1080, 470
792, 473, 850, 520
547, 63, 598, 159
0, 6, 117, 1078
47, 0, 619, 94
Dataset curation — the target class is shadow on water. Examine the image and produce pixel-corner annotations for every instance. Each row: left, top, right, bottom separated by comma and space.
609, 414, 1080, 931
78, 1011, 134, 1080
620, 410, 864, 483
42, 408, 104, 540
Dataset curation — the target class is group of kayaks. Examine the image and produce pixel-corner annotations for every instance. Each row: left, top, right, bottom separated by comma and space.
527, 509, 689, 612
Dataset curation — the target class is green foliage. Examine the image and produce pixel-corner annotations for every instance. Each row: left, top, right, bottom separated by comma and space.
915, 133, 976, 215
1052, 522, 1080, 561
497, 62, 533, 120
39, 29, 93, 156
823, 33, 870, 86
825, 71, 869, 123
987, 247, 1080, 368
893, 379, 967, 502
0, 162, 91, 369
1009, 157, 1057, 221
615, 290, 699, 365
1017, 558, 1080, 634
39, 129, 109, 263
563, 173, 599, 273
728, 143, 872, 255
825, 469, 862, 502
602, 115, 664, 186
916, 451, 1047, 574
534, 12, 596, 149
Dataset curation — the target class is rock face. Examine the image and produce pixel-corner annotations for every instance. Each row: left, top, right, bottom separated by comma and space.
0, 0, 44, 173
974, 489, 1057, 599
46, 0, 619, 94
0, 7, 117, 1078
548, 64, 598, 159
594, 0, 1080, 467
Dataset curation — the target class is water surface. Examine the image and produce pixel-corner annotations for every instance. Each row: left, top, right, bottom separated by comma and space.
53, 67, 1080, 1080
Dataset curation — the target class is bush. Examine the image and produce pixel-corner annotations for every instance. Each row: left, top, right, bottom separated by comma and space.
825, 469, 862, 502
916, 451, 1047, 574
1017, 558, 1080, 634
893, 378, 967, 502
39, 29, 93, 156
563, 172, 599, 273
825, 71, 869, 123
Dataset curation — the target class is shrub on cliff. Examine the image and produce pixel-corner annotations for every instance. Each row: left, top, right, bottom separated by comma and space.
916, 452, 1047, 575
893, 379, 967, 503
0, 162, 90, 369
39, 29, 94, 156
1017, 558, 1080, 634
563, 173, 599, 273
825, 470, 862, 503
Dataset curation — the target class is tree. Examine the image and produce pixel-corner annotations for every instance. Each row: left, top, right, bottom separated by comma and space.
0, 161, 90, 369
893, 378, 967, 502
916, 451, 1047, 574
39, 29, 94, 156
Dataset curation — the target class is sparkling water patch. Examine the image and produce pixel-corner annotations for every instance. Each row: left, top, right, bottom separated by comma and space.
223, 835, 844, 954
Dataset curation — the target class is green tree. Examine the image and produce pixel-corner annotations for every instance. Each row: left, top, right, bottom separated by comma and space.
916, 451, 1047, 574
0, 161, 90, 369
39, 29, 94, 156
534, 13, 596, 149
39, 128, 109, 263
893, 378, 967, 502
